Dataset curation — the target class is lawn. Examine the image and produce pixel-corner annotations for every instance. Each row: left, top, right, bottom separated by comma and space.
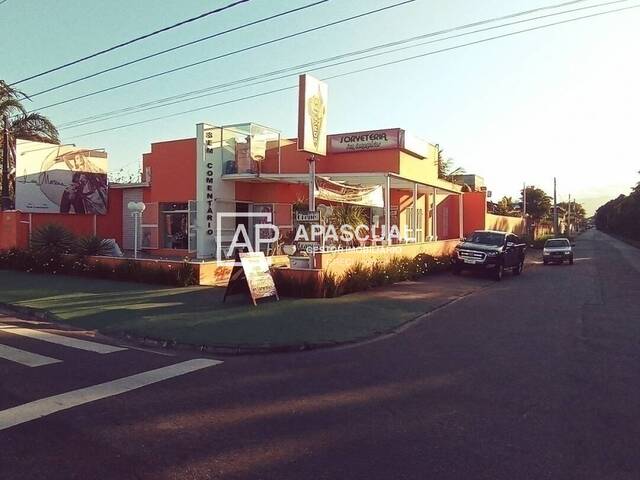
0, 269, 460, 348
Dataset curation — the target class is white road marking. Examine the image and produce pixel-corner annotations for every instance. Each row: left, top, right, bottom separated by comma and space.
0, 343, 62, 367
0, 358, 222, 431
0, 324, 125, 354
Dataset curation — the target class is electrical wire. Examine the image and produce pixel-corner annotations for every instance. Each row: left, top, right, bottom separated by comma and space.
57, 0, 630, 130
64, 2, 640, 141
30, 0, 417, 112
27, 0, 330, 98
10, 0, 252, 85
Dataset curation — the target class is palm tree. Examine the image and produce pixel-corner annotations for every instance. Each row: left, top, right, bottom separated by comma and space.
1, 79, 59, 209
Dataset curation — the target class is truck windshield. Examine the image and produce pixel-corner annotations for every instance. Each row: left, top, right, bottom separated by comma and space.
468, 232, 505, 246
545, 239, 570, 248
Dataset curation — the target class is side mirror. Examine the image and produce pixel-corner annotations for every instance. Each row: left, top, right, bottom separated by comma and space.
506, 242, 515, 248
571, 243, 576, 247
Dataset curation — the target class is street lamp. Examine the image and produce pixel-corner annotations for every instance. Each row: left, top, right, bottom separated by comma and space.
127, 201, 146, 259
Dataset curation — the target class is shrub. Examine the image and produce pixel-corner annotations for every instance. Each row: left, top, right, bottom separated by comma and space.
30, 224, 76, 257
176, 261, 198, 287
75, 235, 112, 257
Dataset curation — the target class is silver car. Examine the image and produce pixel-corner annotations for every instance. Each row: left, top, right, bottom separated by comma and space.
543, 238, 574, 265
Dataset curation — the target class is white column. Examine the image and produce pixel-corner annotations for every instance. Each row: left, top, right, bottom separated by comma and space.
385, 175, 391, 246
432, 187, 437, 241
412, 183, 418, 243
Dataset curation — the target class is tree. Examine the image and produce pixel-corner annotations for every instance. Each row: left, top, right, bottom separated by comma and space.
494, 196, 516, 216
1, 79, 59, 210
436, 147, 465, 182
520, 186, 552, 223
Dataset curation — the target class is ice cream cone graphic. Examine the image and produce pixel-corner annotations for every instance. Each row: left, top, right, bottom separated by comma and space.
307, 85, 326, 150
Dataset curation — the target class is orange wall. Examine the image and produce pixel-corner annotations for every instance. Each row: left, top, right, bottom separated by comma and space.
143, 138, 196, 203
264, 141, 400, 176
463, 191, 487, 236
97, 187, 123, 243
235, 181, 307, 204
437, 194, 461, 240
0, 212, 20, 250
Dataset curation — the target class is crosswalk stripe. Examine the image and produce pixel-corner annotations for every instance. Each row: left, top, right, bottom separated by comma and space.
0, 358, 222, 431
0, 324, 125, 354
0, 343, 62, 367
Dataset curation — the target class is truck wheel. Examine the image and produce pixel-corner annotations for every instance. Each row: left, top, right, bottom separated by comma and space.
513, 260, 524, 275
569, 257, 574, 265
543, 259, 548, 265
493, 264, 504, 281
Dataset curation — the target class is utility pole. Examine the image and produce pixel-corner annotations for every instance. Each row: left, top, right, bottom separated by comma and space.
1, 114, 10, 211
522, 182, 527, 237
568, 193, 572, 235
552, 178, 557, 235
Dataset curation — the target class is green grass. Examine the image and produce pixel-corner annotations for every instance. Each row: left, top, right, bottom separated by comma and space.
0, 270, 447, 347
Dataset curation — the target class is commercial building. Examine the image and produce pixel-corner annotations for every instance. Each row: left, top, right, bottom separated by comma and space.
0, 121, 521, 283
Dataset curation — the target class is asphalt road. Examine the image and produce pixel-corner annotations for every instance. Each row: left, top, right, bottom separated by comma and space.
1, 229, 639, 480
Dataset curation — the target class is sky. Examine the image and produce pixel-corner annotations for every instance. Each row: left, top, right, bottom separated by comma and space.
1, 0, 639, 215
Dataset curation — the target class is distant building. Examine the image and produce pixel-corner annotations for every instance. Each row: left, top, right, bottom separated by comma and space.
451, 174, 485, 192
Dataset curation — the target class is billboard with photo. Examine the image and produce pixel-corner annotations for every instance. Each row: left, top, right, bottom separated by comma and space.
15, 140, 108, 215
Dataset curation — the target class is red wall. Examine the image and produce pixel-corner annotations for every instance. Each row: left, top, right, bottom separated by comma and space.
462, 191, 487, 236
143, 138, 196, 203
262, 141, 400, 176
97, 188, 123, 243
235, 182, 307, 204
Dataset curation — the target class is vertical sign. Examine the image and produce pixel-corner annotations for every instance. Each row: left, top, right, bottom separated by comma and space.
196, 123, 219, 259
297, 74, 328, 156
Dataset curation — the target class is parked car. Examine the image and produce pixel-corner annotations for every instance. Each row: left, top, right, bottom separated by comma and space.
542, 238, 573, 265
452, 230, 526, 281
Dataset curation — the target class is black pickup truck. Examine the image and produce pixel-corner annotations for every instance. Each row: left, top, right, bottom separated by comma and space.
452, 230, 526, 281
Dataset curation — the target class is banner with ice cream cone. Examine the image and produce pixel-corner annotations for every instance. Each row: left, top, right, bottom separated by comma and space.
297, 74, 328, 156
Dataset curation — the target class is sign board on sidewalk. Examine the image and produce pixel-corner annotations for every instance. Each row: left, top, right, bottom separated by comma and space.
239, 252, 279, 306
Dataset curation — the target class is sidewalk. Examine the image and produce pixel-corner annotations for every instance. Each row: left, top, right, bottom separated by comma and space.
0, 269, 490, 352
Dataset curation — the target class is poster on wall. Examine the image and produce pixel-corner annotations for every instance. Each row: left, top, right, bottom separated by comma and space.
15, 140, 108, 215
297, 74, 328, 156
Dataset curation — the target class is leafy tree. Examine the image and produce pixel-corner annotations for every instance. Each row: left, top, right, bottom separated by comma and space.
436, 147, 465, 181
108, 167, 142, 184
1, 79, 59, 209
494, 196, 516, 216
595, 173, 640, 240
520, 186, 552, 223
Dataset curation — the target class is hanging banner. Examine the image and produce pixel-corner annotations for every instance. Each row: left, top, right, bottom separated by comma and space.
315, 176, 384, 208
15, 140, 108, 215
297, 74, 328, 156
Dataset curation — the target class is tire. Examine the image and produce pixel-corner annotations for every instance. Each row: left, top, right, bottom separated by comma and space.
493, 263, 504, 281
452, 266, 462, 275
513, 260, 524, 275
569, 257, 574, 265
543, 259, 548, 265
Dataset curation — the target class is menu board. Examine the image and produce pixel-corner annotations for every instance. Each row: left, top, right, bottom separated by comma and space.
239, 252, 279, 305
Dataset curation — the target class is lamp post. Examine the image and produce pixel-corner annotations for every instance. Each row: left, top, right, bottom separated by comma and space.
127, 201, 146, 259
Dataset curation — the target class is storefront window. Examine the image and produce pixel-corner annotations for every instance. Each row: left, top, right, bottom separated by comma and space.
160, 203, 189, 249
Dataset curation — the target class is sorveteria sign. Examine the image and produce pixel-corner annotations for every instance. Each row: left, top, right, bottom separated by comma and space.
328, 128, 402, 154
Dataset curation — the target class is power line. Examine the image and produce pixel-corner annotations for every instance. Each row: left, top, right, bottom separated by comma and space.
64, 2, 640, 141
27, 0, 330, 98
9, 0, 251, 85
31, 0, 417, 112
57, 0, 629, 130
